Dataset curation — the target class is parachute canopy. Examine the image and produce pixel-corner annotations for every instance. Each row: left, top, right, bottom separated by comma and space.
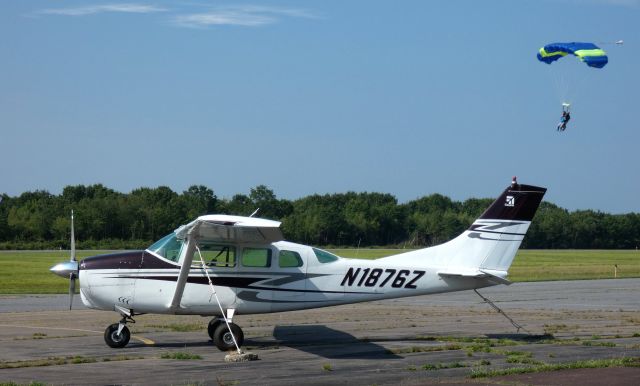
537, 42, 608, 69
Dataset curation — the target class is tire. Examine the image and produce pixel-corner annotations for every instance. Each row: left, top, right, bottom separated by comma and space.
207, 319, 222, 340
213, 322, 243, 351
104, 323, 130, 348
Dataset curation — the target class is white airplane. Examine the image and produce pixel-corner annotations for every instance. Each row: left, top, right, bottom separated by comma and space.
51, 178, 546, 351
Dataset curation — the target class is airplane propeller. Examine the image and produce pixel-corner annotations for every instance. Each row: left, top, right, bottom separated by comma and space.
49, 210, 79, 310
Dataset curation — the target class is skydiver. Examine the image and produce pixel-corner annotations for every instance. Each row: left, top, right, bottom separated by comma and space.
557, 107, 571, 132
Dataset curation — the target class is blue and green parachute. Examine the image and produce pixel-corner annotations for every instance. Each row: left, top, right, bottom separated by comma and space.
537, 42, 608, 69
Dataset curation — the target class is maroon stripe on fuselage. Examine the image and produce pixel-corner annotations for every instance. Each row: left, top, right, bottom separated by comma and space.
80, 250, 178, 271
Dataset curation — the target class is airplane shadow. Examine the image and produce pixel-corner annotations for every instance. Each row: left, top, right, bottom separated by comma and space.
249, 325, 401, 359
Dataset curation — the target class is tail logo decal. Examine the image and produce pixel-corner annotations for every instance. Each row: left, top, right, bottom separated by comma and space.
469, 220, 527, 234
505, 196, 515, 207
467, 220, 528, 241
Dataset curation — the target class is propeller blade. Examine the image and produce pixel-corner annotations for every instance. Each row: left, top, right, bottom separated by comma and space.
50, 210, 80, 311
69, 273, 76, 310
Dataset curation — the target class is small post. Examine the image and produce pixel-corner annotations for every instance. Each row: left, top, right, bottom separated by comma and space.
614, 264, 618, 278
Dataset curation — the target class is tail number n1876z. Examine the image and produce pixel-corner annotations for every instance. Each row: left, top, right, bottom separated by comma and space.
340, 268, 426, 289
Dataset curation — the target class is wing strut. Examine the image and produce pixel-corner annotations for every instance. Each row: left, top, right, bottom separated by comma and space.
168, 226, 199, 312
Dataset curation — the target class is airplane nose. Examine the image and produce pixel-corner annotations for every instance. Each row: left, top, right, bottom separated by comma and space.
50, 261, 79, 278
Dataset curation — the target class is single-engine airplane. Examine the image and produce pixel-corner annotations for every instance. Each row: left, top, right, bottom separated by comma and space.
51, 178, 546, 351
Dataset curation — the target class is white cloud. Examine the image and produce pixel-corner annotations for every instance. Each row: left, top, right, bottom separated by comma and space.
557, 0, 640, 7
591, 0, 640, 5
39, 3, 168, 16
35, 3, 318, 29
172, 5, 318, 29
174, 11, 275, 28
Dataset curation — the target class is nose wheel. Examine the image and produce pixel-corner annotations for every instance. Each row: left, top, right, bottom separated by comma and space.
105, 309, 135, 348
104, 323, 130, 348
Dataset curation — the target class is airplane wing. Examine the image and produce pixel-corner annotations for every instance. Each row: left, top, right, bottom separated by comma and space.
174, 214, 283, 244
168, 215, 283, 311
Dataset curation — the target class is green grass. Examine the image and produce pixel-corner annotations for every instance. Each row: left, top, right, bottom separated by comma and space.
330, 248, 403, 260
508, 250, 640, 282
503, 351, 543, 365
0, 249, 639, 294
0, 354, 143, 369
160, 352, 202, 360
0, 250, 117, 293
422, 361, 466, 370
469, 357, 640, 378
387, 344, 463, 355
0, 382, 46, 386
334, 249, 640, 282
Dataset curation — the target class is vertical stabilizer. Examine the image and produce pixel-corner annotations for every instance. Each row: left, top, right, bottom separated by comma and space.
471, 180, 547, 273
379, 179, 546, 282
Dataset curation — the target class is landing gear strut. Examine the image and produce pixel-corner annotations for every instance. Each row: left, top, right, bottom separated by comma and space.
208, 317, 244, 351
105, 311, 135, 348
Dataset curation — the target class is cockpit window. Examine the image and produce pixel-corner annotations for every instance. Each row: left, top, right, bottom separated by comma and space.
195, 244, 236, 268
147, 233, 184, 262
312, 248, 340, 263
241, 248, 271, 268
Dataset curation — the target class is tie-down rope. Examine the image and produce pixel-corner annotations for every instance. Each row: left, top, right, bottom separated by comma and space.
474, 289, 530, 334
196, 245, 242, 354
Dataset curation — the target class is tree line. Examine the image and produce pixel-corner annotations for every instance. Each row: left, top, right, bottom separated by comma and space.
0, 184, 638, 250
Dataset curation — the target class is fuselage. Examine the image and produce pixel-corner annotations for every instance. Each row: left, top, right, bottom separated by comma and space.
79, 240, 491, 316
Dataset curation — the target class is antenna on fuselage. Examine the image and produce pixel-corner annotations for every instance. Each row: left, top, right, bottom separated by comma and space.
249, 208, 259, 217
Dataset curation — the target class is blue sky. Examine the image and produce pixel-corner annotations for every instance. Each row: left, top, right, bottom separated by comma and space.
1, 0, 638, 213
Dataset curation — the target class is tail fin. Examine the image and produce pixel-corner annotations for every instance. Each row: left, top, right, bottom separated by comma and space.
380, 179, 546, 283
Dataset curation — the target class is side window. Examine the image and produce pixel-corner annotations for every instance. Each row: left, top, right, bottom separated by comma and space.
242, 248, 272, 268
196, 244, 236, 267
279, 250, 303, 268
312, 247, 340, 263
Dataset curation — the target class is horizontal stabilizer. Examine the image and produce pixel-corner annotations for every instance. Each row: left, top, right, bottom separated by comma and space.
438, 269, 511, 286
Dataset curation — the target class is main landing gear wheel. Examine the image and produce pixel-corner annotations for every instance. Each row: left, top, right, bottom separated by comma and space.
208, 318, 222, 340
104, 323, 130, 348
213, 322, 244, 351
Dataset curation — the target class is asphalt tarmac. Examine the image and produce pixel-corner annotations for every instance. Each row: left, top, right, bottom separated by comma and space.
1, 279, 639, 385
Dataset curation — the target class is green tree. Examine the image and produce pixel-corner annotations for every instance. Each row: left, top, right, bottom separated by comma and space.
343, 192, 403, 246
181, 185, 217, 218
282, 194, 349, 245
224, 194, 253, 216
6, 190, 57, 240
402, 194, 461, 246
248, 185, 292, 220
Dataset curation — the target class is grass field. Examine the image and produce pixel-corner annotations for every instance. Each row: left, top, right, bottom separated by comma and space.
0, 250, 114, 294
335, 249, 640, 282
0, 249, 638, 294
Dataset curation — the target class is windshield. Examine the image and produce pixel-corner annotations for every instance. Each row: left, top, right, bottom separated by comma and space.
147, 233, 184, 262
